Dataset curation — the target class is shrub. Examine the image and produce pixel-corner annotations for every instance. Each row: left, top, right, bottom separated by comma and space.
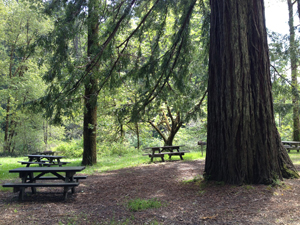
97, 141, 140, 157
52, 139, 83, 158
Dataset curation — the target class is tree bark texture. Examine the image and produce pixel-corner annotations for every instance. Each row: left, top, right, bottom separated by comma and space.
205, 0, 299, 184
82, 0, 99, 166
287, 0, 300, 141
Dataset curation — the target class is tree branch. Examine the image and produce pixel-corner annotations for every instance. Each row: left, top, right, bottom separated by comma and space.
149, 120, 167, 142
184, 89, 208, 121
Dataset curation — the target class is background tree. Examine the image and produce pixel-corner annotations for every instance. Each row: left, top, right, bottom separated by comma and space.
0, 1, 51, 153
205, 0, 299, 184
287, 0, 300, 141
39, 0, 206, 165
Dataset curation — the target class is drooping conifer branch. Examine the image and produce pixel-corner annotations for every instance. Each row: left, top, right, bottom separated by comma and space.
135, 0, 198, 115
65, 0, 137, 96
96, 0, 162, 95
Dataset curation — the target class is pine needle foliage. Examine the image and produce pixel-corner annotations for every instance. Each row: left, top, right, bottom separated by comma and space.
36, 0, 210, 124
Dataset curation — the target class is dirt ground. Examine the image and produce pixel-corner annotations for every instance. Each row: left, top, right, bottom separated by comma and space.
1, 160, 300, 225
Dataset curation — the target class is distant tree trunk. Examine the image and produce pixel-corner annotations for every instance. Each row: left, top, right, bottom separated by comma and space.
4, 97, 10, 152
135, 122, 140, 149
205, 0, 299, 184
287, 0, 300, 141
297, 0, 300, 21
82, 0, 99, 166
43, 121, 48, 151
120, 124, 125, 141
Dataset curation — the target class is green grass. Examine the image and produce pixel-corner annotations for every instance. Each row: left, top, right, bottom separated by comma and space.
126, 198, 162, 212
0, 151, 205, 183
5, 150, 300, 185
286, 152, 300, 165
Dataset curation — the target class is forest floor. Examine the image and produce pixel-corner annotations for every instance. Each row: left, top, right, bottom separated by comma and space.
1, 159, 300, 224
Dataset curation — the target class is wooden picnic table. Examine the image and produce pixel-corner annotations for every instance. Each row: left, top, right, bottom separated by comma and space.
282, 141, 300, 152
18, 154, 69, 167
2, 166, 86, 200
32, 151, 55, 155
143, 145, 189, 162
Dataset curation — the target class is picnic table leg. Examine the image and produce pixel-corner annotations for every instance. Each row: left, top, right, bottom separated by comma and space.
63, 187, 68, 200
18, 175, 28, 200
151, 149, 155, 162
176, 148, 184, 160
28, 172, 36, 194
18, 188, 25, 200
57, 158, 62, 167
165, 148, 173, 159
66, 171, 76, 194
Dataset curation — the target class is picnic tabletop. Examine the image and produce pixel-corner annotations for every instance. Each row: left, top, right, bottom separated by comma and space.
282, 141, 300, 152
19, 154, 68, 167
9, 166, 85, 173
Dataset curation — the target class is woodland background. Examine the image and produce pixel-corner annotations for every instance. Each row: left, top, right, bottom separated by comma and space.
0, 0, 298, 160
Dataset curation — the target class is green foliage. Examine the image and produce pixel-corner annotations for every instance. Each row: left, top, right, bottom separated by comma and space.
0, 0, 52, 154
126, 198, 162, 212
53, 139, 83, 158
268, 28, 300, 140
97, 141, 140, 157
278, 123, 293, 140
175, 119, 207, 147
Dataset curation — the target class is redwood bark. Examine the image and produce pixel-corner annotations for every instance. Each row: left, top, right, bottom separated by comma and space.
205, 0, 299, 184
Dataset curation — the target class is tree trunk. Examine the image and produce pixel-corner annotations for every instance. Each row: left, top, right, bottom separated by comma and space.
82, 82, 98, 165
43, 121, 48, 151
287, 0, 300, 141
135, 122, 140, 149
205, 0, 299, 184
4, 97, 10, 152
149, 107, 182, 147
165, 132, 176, 146
82, 0, 99, 166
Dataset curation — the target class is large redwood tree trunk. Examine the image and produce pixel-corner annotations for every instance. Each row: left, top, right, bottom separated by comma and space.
205, 0, 299, 184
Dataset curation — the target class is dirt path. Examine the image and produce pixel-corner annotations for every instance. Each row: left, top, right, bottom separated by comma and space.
1, 160, 300, 224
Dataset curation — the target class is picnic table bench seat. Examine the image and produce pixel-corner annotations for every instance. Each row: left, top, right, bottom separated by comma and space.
143, 151, 190, 156
2, 182, 79, 200
18, 161, 70, 167
18, 161, 53, 166
25, 175, 87, 182
283, 145, 300, 149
